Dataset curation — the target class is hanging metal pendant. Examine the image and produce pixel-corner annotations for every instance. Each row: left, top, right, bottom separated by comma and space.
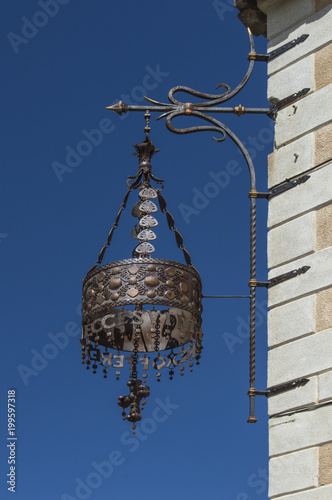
81, 133, 203, 433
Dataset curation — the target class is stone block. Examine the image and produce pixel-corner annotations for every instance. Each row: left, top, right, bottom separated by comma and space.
257, 0, 278, 14
268, 6, 332, 76
269, 404, 332, 456
316, 287, 332, 332
319, 443, 332, 485
272, 484, 332, 500
268, 212, 316, 269
269, 448, 318, 498
266, 0, 315, 39
268, 376, 318, 415
315, 123, 332, 166
268, 294, 315, 347
318, 370, 332, 402
268, 133, 315, 188
315, 43, 332, 90
268, 162, 332, 228
275, 84, 332, 147
268, 329, 332, 386
316, 204, 332, 250
268, 247, 332, 308
268, 54, 315, 102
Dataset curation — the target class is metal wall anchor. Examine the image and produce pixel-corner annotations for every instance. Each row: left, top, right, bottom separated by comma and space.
248, 378, 310, 398
249, 34, 309, 62
249, 266, 310, 288
250, 174, 310, 200
268, 88, 310, 117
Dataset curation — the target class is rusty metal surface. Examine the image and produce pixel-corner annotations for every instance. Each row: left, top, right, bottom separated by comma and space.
82, 257, 202, 352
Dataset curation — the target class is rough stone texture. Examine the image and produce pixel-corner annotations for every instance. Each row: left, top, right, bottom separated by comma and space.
267, 6, 332, 76
268, 329, 332, 386
268, 163, 332, 228
269, 404, 332, 456
257, 0, 278, 14
273, 484, 332, 500
268, 247, 332, 308
316, 204, 332, 250
266, 2, 332, 500
268, 376, 318, 415
315, 43, 332, 90
234, 0, 267, 36
315, 122, 332, 166
268, 133, 315, 188
275, 84, 332, 147
268, 54, 315, 102
266, 0, 315, 39
319, 443, 332, 485
268, 294, 315, 347
268, 212, 316, 269
316, 287, 332, 331
316, 0, 332, 11
318, 370, 332, 401
269, 448, 318, 497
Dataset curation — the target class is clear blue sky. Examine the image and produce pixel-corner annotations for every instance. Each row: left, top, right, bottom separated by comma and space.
1, 1, 272, 499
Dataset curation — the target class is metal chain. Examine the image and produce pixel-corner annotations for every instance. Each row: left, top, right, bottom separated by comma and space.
131, 322, 140, 380
157, 191, 192, 266
86, 181, 136, 274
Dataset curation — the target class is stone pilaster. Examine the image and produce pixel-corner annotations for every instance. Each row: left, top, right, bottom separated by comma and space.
235, 1, 332, 499
265, 1, 332, 499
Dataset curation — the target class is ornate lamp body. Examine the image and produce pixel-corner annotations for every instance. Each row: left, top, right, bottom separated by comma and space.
81, 137, 203, 432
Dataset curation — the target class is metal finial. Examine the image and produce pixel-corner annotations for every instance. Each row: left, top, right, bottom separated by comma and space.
144, 110, 151, 140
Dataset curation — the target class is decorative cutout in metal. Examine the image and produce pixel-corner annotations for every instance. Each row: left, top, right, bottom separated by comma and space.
81, 127, 203, 433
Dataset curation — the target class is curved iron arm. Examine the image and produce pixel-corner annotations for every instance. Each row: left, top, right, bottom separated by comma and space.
164, 110, 256, 190
167, 29, 255, 107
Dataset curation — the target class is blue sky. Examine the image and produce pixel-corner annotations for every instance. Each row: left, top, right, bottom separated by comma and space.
1, 1, 272, 499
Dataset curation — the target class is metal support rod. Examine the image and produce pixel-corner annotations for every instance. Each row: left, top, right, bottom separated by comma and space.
203, 295, 251, 299
106, 102, 271, 115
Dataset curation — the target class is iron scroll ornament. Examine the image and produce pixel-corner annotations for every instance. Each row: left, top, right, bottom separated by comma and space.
106, 27, 263, 423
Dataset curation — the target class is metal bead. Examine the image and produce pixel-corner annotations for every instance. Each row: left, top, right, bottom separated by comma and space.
144, 276, 159, 287
109, 278, 122, 289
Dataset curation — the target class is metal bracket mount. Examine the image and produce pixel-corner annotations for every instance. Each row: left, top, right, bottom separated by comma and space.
268, 88, 310, 118
249, 34, 309, 62
249, 265, 310, 289
248, 378, 310, 398
249, 174, 310, 200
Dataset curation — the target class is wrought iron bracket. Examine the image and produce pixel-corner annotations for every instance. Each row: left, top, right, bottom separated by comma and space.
249, 266, 310, 288
249, 174, 310, 200
248, 378, 310, 398
249, 34, 309, 62
268, 88, 310, 118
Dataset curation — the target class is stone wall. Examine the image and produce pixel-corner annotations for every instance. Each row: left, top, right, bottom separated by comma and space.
236, 1, 332, 499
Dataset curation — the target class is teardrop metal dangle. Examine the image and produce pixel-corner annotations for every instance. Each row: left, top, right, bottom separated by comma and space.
81, 120, 203, 432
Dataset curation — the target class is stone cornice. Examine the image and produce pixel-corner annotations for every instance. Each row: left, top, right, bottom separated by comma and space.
234, 0, 267, 36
